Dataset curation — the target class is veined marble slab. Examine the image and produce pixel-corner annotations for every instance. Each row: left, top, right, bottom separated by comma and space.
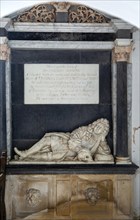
9, 160, 114, 164
8, 22, 115, 33
24, 64, 99, 104
9, 41, 114, 50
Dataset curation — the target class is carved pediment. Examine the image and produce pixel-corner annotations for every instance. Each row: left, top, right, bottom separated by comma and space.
12, 2, 110, 23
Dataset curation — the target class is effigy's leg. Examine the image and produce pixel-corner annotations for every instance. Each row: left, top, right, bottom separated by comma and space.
14, 135, 51, 159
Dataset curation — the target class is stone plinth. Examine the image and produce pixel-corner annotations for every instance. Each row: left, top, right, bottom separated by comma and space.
5, 174, 133, 220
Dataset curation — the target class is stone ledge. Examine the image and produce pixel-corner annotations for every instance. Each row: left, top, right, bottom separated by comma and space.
6, 163, 138, 175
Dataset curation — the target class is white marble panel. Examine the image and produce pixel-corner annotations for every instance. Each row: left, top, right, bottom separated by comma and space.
8, 22, 115, 33
0, 18, 11, 29
9, 41, 114, 50
24, 64, 99, 104
112, 62, 117, 155
5, 58, 12, 160
0, 37, 8, 44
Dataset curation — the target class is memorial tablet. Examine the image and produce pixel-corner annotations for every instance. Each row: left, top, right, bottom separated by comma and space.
24, 64, 99, 104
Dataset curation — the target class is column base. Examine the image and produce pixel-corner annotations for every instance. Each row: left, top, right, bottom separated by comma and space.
116, 157, 131, 164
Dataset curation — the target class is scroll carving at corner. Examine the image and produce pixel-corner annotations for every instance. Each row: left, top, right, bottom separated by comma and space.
13, 4, 56, 22
84, 187, 100, 205
12, 2, 110, 23
69, 6, 110, 23
0, 44, 9, 60
112, 46, 132, 62
26, 188, 41, 207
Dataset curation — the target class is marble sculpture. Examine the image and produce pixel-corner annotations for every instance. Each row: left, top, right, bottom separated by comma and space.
14, 118, 114, 163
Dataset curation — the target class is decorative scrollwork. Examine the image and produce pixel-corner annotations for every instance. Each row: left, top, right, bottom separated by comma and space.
12, 2, 110, 23
84, 187, 100, 205
14, 4, 56, 22
69, 6, 110, 23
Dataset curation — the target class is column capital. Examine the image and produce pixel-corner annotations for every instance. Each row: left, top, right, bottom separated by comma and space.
0, 37, 10, 60
112, 39, 133, 62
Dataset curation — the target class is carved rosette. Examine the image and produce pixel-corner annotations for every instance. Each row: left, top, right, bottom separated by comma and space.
112, 45, 132, 62
12, 2, 110, 23
0, 44, 9, 60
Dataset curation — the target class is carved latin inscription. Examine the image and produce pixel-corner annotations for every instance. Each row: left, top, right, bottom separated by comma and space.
24, 64, 99, 104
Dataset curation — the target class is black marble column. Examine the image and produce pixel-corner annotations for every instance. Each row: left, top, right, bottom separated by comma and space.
113, 43, 132, 164
0, 60, 6, 154
116, 62, 128, 157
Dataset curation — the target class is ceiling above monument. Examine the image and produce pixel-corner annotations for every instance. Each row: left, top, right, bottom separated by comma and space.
11, 2, 111, 23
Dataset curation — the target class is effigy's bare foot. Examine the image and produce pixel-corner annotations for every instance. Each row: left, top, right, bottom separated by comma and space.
14, 147, 28, 159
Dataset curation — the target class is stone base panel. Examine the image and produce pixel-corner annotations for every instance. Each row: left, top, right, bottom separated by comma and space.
5, 174, 133, 220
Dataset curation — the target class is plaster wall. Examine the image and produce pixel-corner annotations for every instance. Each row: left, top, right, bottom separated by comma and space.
132, 30, 140, 217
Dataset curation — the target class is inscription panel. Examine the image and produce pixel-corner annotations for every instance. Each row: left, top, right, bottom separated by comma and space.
24, 64, 99, 104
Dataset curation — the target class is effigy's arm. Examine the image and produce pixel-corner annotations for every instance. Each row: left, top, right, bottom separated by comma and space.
90, 138, 102, 156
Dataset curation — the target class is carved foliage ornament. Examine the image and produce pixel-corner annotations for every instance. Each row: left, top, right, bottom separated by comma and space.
0, 44, 9, 60
14, 4, 56, 22
69, 6, 110, 23
52, 2, 71, 12
112, 46, 132, 62
12, 2, 110, 23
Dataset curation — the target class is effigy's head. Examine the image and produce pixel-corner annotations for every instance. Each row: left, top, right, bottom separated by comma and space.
90, 118, 109, 137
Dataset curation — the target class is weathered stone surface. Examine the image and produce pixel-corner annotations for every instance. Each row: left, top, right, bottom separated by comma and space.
5, 174, 133, 220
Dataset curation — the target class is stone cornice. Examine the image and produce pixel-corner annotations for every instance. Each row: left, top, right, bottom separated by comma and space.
7, 22, 115, 33
9, 41, 114, 50
0, 18, 11, 30
111, 19, 137, 32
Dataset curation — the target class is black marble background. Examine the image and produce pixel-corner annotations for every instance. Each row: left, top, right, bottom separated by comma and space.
11, 49, 112, 158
